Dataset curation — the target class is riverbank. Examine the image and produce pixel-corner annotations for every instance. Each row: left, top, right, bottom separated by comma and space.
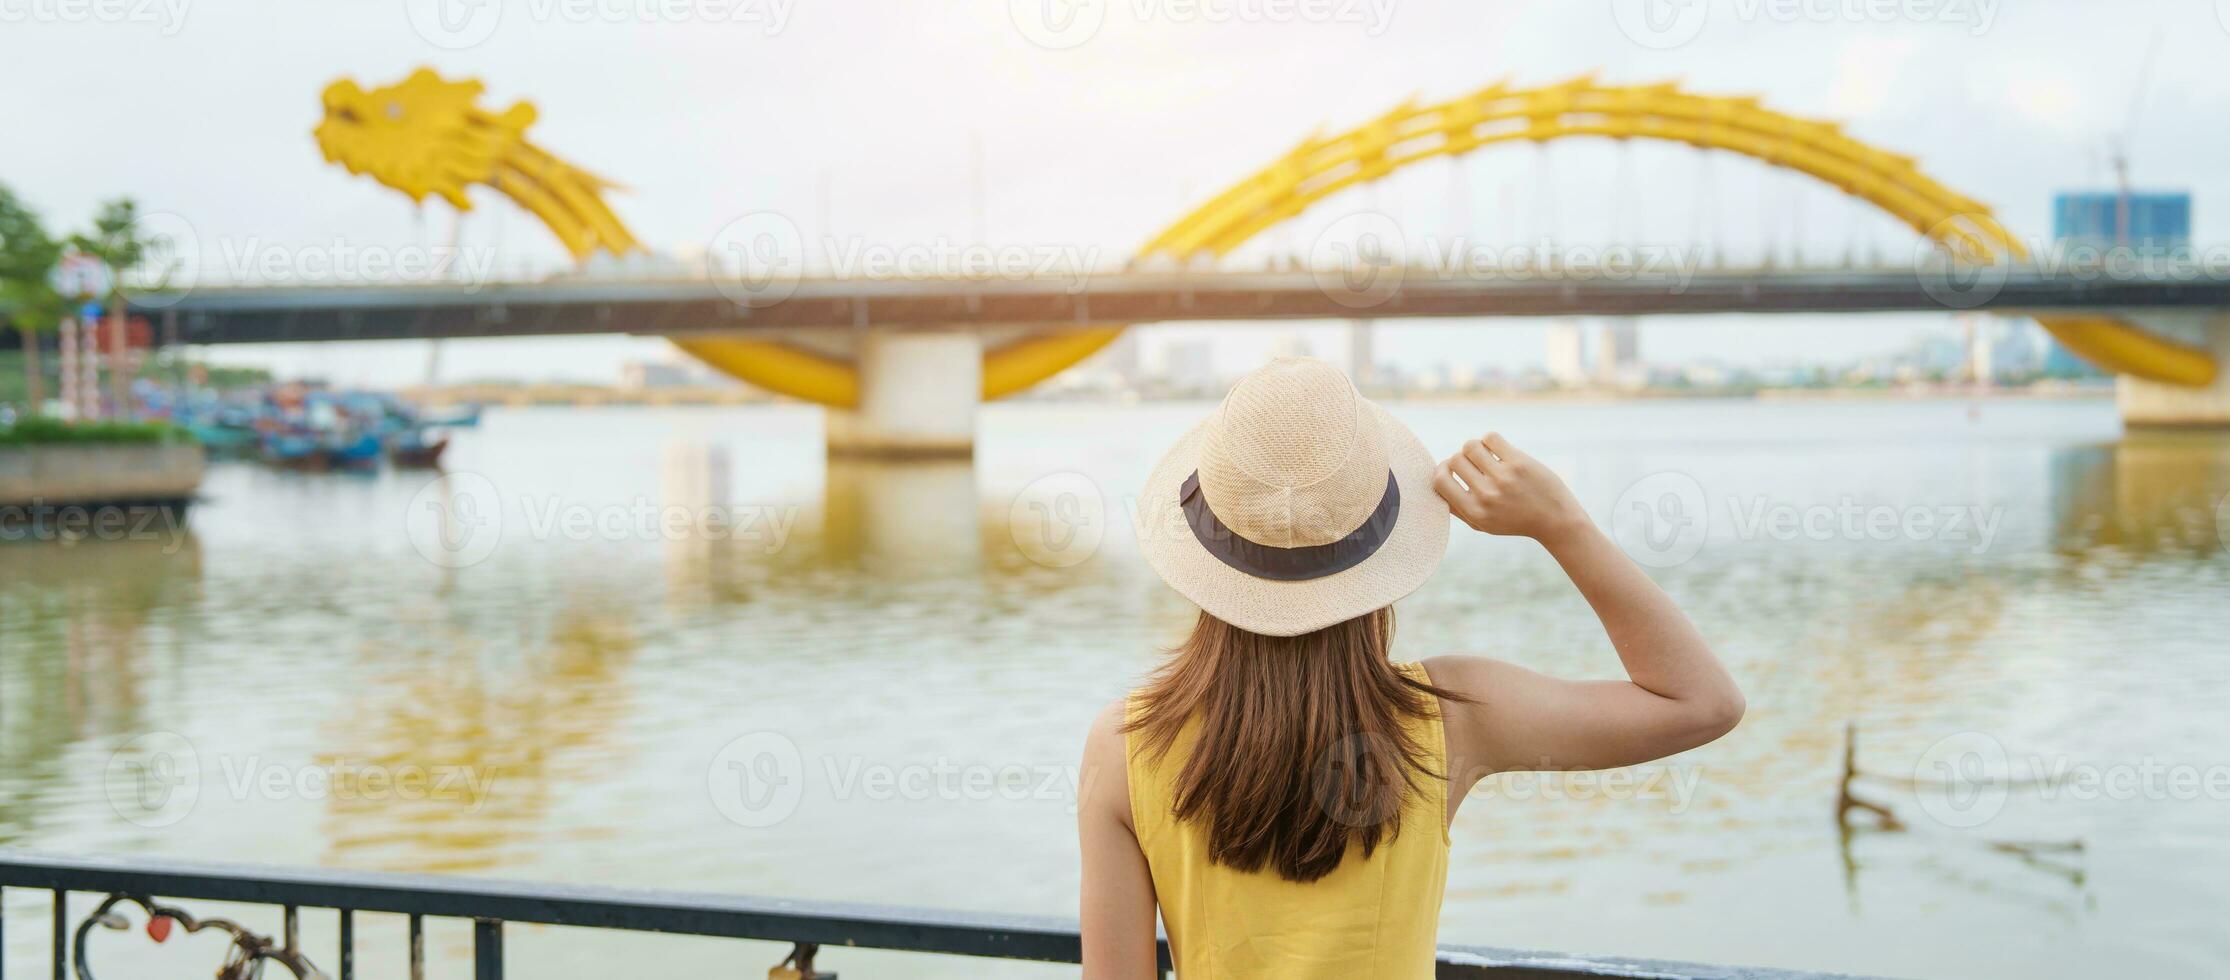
0, 420, 203, 539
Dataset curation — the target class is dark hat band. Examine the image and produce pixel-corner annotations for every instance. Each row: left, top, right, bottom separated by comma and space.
1178, 470, 1400, 582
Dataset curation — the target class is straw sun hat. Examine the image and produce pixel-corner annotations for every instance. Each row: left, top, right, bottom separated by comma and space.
1139, 357, 1450, 637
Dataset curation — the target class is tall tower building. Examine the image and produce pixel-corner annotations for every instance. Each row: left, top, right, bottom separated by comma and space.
1099, 330, 1142, 383
1546, 320, 1589, 387
2044, 189, 2192, 378
1348, 320, 1376, 385
1596, 317, 1641, 387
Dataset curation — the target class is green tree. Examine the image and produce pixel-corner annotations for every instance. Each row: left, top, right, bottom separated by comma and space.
74, 198, 154, 416
0, 184, 64, 414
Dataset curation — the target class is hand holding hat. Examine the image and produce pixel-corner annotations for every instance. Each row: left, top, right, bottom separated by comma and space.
1432, 432, 1589, 544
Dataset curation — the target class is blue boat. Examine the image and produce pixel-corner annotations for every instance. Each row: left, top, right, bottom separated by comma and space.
261, 432, 324, 469
322, 433, 384, 469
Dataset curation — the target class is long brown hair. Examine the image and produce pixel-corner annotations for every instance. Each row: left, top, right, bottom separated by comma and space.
1123, 607, 1471, 883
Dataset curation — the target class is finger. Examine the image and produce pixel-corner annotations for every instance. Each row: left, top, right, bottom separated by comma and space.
1483, 431, 1528, 465
1449, 451, 1493, 495
1461, 439, 1505, 476
1432, 463, 1483, 519
1432, 459, 1465, 499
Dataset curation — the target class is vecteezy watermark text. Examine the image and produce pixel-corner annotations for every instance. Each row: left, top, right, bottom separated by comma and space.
1611, 0, 2000, 50
1611, 473, 2005, 568
105, 732, 499, 828
407, 0, 794, 49
1911, 730, 2230, 828
1298, 213, 1713, 310
0, 0, 189, 33
1010, 0, 1396, 50
822, 237, 1101, 290
405, 472, 801, 570
1464, 763, 1707, 811
107, 212, 506, 307
707, 732, 1080, 828
706, 210, 1104, 306
0, 503, 190, 552
211, 238, 499, 289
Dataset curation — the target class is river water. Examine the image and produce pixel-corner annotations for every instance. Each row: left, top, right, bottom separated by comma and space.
3, 396, 2227, 978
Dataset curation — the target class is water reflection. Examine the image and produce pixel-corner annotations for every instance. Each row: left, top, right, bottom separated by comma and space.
659, 441, 756, 608
0, 536, 204, 841
1833, 723, 2088, 919
821, 458, 981, 577
315, 605, 639, 874
2051, 430, 2230, 556
643, 437, 1139, 635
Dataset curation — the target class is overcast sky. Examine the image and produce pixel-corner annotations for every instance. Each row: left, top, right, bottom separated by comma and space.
4, 0, 2225, 386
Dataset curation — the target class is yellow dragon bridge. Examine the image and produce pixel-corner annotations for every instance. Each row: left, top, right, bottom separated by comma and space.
315, 69, 2218, 402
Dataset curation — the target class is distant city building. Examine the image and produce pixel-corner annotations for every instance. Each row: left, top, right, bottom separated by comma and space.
1992, 318, 2046, 378
2044, 188, 2189, 378
1545, 320, 1589, 387
1348, 320, 1376, 385
1963, 314, 1994, 384
1680, 361, 1729, 388
621, 360, 696, 389
2042, 341, 2096, 379
1099, 331, 1142, 383
2052, 190, 2191, 253
1595, 317, 1642, 389
1907, 332, 1968, 378
1155, 338, 1219, 392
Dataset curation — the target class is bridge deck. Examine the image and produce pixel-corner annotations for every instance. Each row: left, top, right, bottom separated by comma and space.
111, 268, 2230, 345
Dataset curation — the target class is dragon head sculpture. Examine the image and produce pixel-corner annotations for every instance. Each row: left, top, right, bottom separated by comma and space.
315, 68, 640, 261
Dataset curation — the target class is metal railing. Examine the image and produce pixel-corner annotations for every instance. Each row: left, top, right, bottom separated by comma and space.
0, 851, 1878, 979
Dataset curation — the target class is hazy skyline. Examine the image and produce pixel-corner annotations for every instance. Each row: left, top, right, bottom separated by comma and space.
3, 0, 2221, 386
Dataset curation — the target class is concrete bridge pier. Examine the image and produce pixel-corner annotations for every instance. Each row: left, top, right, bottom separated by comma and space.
2119, 314, 2230, 429
826, 330, 982, 458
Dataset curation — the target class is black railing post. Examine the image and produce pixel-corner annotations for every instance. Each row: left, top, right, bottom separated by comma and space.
474, 918, 504, 979
49, 889, 63, 980
409, 913, 425, 980
338, 908, 354, 980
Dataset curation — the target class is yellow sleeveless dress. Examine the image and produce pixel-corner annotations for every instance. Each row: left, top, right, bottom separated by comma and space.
1125, 661, 1449, 979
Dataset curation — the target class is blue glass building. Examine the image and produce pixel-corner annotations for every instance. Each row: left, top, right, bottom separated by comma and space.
2041, 190, 2193, 378
2051, 191, 2192, 253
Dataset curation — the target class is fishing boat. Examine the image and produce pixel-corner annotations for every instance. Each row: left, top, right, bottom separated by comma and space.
389, 429, 449, 469
321, 433, 385, 470
261, 432, 326, 470
184, 421, 261, 458
420, 404, 484, 429
175, 384, 467, 473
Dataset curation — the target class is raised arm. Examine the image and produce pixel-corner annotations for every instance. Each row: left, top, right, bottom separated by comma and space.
1427, 433, 1743, 793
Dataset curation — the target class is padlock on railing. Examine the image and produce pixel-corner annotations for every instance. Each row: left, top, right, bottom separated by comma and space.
768, 941, 836, 979
75, 893, 327, 980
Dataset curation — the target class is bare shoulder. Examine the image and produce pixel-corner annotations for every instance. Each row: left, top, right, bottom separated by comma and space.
1420, 654, 1542, 700
1085, 698, 1129, 753
1080, 698, 1134, 829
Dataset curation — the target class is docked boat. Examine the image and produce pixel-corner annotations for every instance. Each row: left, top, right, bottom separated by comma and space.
389, 430, 449, 469
180, 385, 468, 473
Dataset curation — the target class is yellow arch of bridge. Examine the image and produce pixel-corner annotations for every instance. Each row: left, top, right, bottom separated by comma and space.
676, 76, 2217, 404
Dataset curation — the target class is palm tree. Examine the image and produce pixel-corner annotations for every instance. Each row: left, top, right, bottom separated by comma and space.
0, 184, 64, 415
74, 198, 151, 418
